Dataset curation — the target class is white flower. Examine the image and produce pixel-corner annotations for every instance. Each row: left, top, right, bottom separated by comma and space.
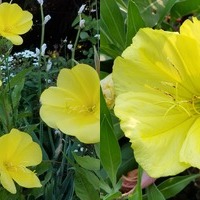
79, 19, 85, 28
90, 9, 96, 13
36, 43, 47, 57
63, 36, 67, 43
78, 4, 86, 14
46, 59, 52, 72
37, 0, 44, 5
94, 34, 100, 40
67, 44, 73, 50
44, 15, 51, 25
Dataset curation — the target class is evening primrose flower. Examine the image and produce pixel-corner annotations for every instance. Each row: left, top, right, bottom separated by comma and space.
113, 17, 200, 178
0, 129, 42, 194
40, 64, 100, 143
0, 3, 33, 45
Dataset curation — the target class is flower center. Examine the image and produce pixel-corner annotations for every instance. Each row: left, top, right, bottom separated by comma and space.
3, 161, 26, 172
3, 161, 17, 171
157, 82, 200, 116
4, 25, 14, 33
66, 104, 96, 114
192, 96, 200, 115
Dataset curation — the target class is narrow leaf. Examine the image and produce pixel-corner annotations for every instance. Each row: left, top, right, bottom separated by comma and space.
157, 174, 200, 199
133, 0, 177, 27
101, 0, 126, 49
74, 168, 99, 200
126, 0, 145, 46
73, 153, 100, 171
100, 89, 121, 186
146, 184, 165, 200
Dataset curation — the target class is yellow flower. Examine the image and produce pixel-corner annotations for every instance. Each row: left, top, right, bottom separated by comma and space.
40, 64, 100, 143
113, 17, 200, 178
100, 74, 115, 109
0, 80, 2, 86
0, 129, 42, 194
0, 3, 33, 45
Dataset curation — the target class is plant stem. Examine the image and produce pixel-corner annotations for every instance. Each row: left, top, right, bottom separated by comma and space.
38, 3, 45, 143
71, 14, 82, 67
5, 55, 15, 129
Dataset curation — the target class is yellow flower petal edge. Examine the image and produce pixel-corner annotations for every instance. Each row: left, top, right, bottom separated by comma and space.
0, 3, 33, 45
0, 80, 2, 86
113, 17, 200, 178
40, 64, 100, 144
0, 129, 42, 194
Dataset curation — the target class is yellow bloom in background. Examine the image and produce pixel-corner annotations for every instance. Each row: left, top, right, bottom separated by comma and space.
113, 17, 200, 178
0, 80, 2, 86
100, 74, 115, 109
0, 3, 33, 45
40, 64, 100, 143
0, 129, 42, 194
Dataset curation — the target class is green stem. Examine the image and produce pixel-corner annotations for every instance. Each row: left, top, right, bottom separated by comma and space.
38, 3, 45, 95
38, 3, 45, 143
48, 127, 55, 154
71, 14, 82, 67
5, 55, 15, 129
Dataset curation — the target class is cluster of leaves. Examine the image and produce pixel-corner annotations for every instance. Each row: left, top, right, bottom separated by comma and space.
100, 0, 200, 200
101, 0, 200, 59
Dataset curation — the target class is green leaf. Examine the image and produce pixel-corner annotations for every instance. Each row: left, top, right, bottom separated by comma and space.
101, 0, 126, 47
74, 167, 99, 200
146, 184, 165, 200
116, 0, 128, 12
128, 166, 143, 200
100, 22, 123, 58
0, 187, 20, 200
103, 191, 122, 200
80, 31, 89, 39
73, 153, 100, 171
132, 166, 143, 200
101, 0, 126, 58
100, 89, 121, 187
117, 143, 137, 179
133, 0, 178, 27
171, 0, 200, 18
11, 78, 25, 109
5, 67, 33, 91
157, 174, 200, 199
126, 0, 145, 46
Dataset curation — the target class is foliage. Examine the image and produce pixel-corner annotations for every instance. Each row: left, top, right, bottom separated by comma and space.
0, 0, 99, 199
100, 0, 200, 200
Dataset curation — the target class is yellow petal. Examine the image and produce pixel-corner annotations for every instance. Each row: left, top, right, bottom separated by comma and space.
0, 3, 33, 45
40, 105, 68, 129
0, 170, 16, 194
40, 87, 73, 107
57, 64, 99, 103
0, 32, 23, 45
40, 105, 100, 143
180, 118, 200, 168
9, 167, 42, 188
180, 17, 200, 41
113, 27, 200, 99
0, 80, 2, 86
114, 92, 195, 177
40, 64, 100, 143
57, 114, 100, 143
0, 129, 42, 166
174, 34, 200, 93
113, 28, 181, 96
